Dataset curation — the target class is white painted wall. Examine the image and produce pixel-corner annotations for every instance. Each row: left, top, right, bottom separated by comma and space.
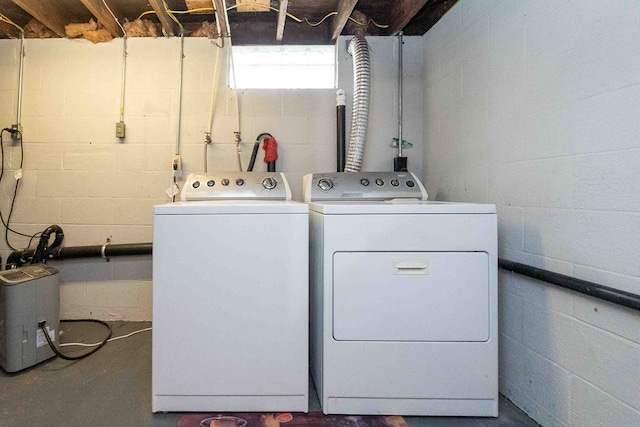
423, 1, 640, 426
0, 35, 422, 321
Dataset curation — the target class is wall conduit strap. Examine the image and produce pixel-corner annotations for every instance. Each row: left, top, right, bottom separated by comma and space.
498, 259, 640, 311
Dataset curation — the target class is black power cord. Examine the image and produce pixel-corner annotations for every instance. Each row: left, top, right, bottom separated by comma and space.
0, 128, 31, 250
38, 319, 112, 361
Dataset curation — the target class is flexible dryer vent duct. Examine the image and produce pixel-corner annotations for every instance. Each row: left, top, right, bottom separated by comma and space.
344, 36, 370, 172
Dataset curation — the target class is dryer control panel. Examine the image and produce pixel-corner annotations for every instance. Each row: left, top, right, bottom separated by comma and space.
303, 172, 428, 201
181, 172, 292, 201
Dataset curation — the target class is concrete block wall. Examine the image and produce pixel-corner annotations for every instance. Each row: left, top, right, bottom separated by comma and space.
0, 35, 422, 320
422, 0, 640, 426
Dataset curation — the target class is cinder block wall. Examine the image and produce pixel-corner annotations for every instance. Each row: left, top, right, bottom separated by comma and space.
422, 1, 640, 426
0, 36, 423, 320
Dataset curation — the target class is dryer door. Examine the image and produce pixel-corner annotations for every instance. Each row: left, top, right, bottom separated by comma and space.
333, 251, 489, 342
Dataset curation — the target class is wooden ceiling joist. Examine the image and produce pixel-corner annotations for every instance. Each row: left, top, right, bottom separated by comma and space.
330, 0, 358, 42
11, 0, 66, 37
276, 0, 288, 41
149, 0, 180, 36
387, 0, 430, 35
213, 0, 229, 38
80, 0, 124, 37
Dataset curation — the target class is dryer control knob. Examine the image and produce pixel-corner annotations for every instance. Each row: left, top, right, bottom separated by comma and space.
262, 177, 277, 190
221, 178, 230, 186
192, 181, 200, 188
317, 178, 334, 191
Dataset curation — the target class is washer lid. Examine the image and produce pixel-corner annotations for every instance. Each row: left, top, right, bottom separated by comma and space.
154, 200, 308, 215
307, 200, 496, 215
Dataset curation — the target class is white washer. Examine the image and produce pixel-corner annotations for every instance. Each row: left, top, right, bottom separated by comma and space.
152, 172, 309, 413
303, 172, 498, 417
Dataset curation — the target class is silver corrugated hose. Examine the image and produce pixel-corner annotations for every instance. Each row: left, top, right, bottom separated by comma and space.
344, 36, 370, 172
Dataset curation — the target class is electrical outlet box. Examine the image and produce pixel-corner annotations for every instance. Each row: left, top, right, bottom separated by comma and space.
172, 155, 182, 178
116, 121, 126, 138
10, 124, 22, 141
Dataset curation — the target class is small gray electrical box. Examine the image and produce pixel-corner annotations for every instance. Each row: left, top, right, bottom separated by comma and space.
115, 121, 126, 138
0, 264, 60, 372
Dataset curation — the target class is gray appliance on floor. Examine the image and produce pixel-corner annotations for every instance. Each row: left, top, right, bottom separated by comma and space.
0, 264, 60, 372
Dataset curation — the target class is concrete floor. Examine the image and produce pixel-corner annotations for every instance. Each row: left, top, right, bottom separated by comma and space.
1, 322, 539, 427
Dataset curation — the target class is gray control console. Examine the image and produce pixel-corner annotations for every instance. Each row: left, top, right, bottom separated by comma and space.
181, 172, 292, 201
303, 172, 428, 201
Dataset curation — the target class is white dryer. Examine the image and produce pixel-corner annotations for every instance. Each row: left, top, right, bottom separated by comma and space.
303, 172, 498, 417
152, 172, 308, 413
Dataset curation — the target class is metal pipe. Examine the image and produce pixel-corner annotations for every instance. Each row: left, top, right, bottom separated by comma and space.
397, 31, 403, 158
499, 259, 640, 312
119, 36, 127, 123
175, 32, 185, 155
344, 36, 370, 172
336, 89, 346, 172
15, 33, 25, 128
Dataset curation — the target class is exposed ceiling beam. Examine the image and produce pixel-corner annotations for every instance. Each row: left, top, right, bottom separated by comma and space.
276, 0, 288, 41
330, 0, 357, 42
387, 0, 429, 35
80, 0, 124, 37
149, 0, 180, 36
213, 0, 229, 38
11, 0, 66, 37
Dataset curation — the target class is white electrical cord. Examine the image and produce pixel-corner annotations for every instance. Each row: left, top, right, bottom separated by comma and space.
59, 327, 152, 348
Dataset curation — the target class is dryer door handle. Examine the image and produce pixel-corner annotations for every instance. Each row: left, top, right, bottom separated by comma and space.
394, 261, 429, 275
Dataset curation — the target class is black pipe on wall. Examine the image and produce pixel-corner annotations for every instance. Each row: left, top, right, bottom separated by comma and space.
499, 259, 640, 311
337, 103, 346, 172
6, 242, 152, 269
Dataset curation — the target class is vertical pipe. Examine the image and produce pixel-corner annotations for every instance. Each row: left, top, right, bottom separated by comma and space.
336, 89, 346, 172
15, 33, 25, 128
175, 32, 185, 156
397, 32, 403, 158
393, 32, 408, 172
119, 36, 127, 123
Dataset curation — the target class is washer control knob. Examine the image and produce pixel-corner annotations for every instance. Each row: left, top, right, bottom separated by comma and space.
206, 180, 215, 187
262, 177, 277, 190
221, 178, 230, 186
317, 178, 334, 191
406, 180, 415, 188
236, 178, 244, 186
375, 178, 384, 186
360, 178, 370, 186
391, 179, 399, 187
192, 181, 200, 189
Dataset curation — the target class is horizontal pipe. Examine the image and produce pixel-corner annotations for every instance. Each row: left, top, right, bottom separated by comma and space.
7, 243, 152, 268
499, 259, 640, 312
50, 243, 152, 260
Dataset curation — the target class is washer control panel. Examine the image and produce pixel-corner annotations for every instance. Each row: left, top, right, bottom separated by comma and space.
303, 172, 427, 201
181, 172, 292, 201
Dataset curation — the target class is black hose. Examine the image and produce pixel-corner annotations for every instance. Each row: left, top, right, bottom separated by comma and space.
267, 161, 276, 172
248, 133, 272, 172
39, 319, 112, 361
31, 225, 64, 264
247, 141, 260, 171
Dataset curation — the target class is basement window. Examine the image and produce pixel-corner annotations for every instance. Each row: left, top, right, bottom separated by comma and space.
230, 45, 335, 89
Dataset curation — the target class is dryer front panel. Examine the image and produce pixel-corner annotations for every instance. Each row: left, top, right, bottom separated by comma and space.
332, 251, 489, 342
